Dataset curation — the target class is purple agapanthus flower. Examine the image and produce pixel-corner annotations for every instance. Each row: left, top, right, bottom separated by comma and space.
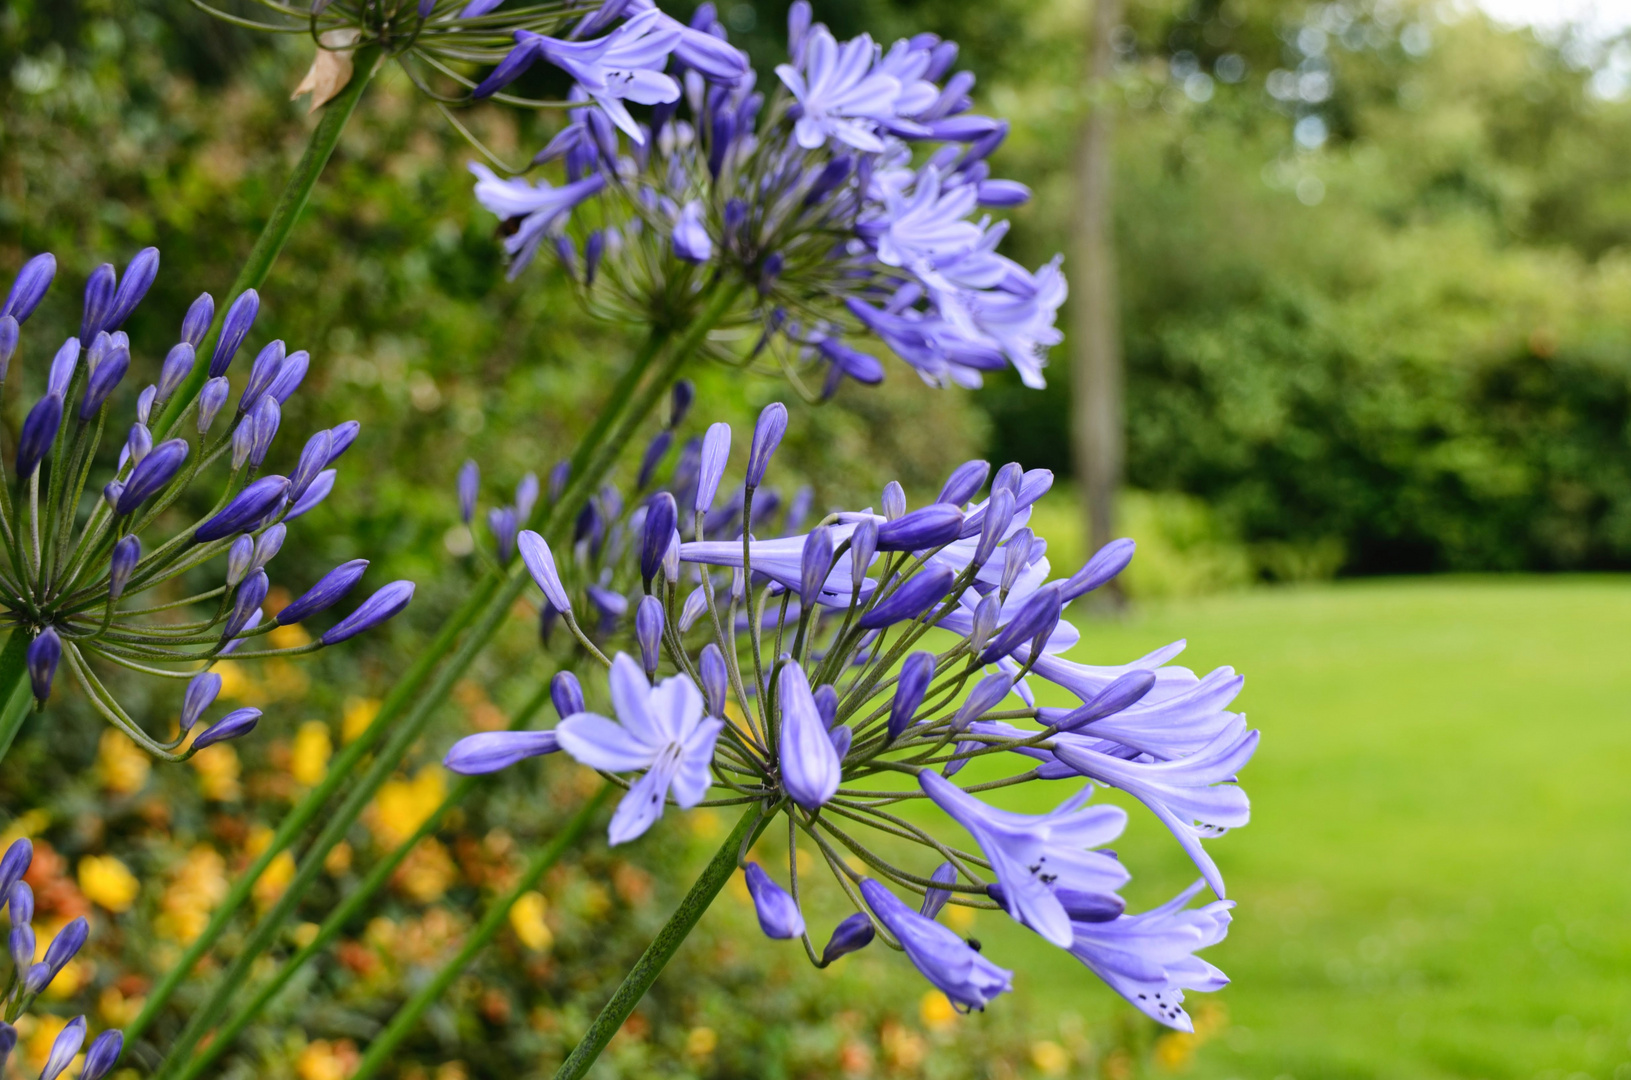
776, 27, 909, 152
555, 653, 724, 844
469, 165, 608, 277
860, 878, 1012, 1010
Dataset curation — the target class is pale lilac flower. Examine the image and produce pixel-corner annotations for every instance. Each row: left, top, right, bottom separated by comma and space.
744, 862, 805, 939
860, 878, 1012, 1010
556, 654, 724, 844
776, 27, 904, 152
777, 659, 840, 810
469, 165, 608, 277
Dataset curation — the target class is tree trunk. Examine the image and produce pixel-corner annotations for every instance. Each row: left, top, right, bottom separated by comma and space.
1070, 0, 1125, 603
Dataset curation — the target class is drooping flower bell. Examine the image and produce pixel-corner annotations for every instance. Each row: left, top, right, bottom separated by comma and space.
0, 251, 412, 759
444, 400, 1256, 1027
470, 2, 1067, 396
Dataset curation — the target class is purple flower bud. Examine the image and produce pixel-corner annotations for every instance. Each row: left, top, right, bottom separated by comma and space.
197, 376, 230, 434
554, 235, 578, 279
218, 610, 261, 656
0, 1023, 14, 1077
888, 651, 935, 741
102, 482, 123, 509
226, 537, 255, 588
286, 469, 334, 520
939, 460, 990, 506
136, 384, 157, 424
709, 108, 736, 178
16, 393, 63, 479
1000, 527, 1034, 594
829, 722, 852, 760
288, 431, 333, 503
251, 525, 285, 576
670, 379, 695, 428
108, 535, 140, 601
322, 580, 415, 644
271, 559, 367, 631
9, 924, 34, 973
876, 503, 963, 552
240, 339, 285, 415
778, 660, 841, 810
81, 263, 116, 341
515, 472, 539, 523
38, 1014, 85, 1080
746, 403, 787, 488
804, 154, 853, 206
977, 179, 1031, 207
551, 670, 584, 720
0, 840, 32, 905
699, 643, 728, 717
969, 591, 1001, 654
921, 861, 958, 918
268, 349, 309, 404
695, 422, 732, 515
46, 337, 79, 398
193, 707, 260, 749
40, 916, 88, 982
180, 292, 214, 348
861, 878, 1012, 1010
488, 506, 518, 562
2, 253, 55, 323
926, 40, 960, 81
744, 862, 805, 939
181, 672, 221, 733
26, 627, 60, 702
636, 594, 664, 677
991, 462, 1022, 496
107, 247, 159, 331
0, 316, 17, 381
638, 429, 672, 490
641, 492, 678, 590
813, 683, 839, 729
325, 421, 360, 465
1054, 669, 1157, 732
952, 671, 1015, 731
210, 289, 259, 377
584, 231, 605, 284
672, 201, 713, 263
849, 518, 878, 593
115, 438, 188, 516
820, 912, 875, 964
518, 531, 571, 614
9, 881, 33, 927
759, 252, 785, 295
125, 422, 152, 468
979, 584, 1062, 665
858, 566, 955, 631
230, 420, 256, 473
248, 396, 280, 468
800, 525, 834, 607
80, 339, 130, 420
444, 728, 561, 775
974, 488, 1015, 568
787, 0, 812, 63
457, 459, 479, 524
1061, 537, 1137, 602
881, 482, 907, 521
195, 476, 290, 542
548, 460, 571, 503
223, 569, 269, 641
79, 1029, 123, 1080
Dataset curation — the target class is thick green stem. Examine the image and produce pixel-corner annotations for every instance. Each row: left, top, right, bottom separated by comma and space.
553, 802, 772, 1080
153, 46, 382, 439
169, 682, 556, 1080
0, 630, 31, 767
350, 782, 615, 1080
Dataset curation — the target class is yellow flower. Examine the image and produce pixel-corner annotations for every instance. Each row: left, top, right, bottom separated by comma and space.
943, 903, 976, 933
213, 660, 257, 703
291, 721, 333, 786
1154, 1032, 1197, 1070
0, 809, 49, 850
342, 696, 380, 743
79, 854, 140, 912
156, 846, 229, 945
1030, 1039, 1071, 1076
100, 985, 144, 1027
509, 891, 553, 952
269, 622, 312, 650
684, 1026, 717, 1057
391, 838, 455, 903
296, 1038, 359, 1080
96, 730, 150, 795
324, 841, 354, 876
919, 990, 957, 1032
255, 851, 296, 910
369, 767, 446, 849
190, 744, 242, 801
879, 1022, 926, 1070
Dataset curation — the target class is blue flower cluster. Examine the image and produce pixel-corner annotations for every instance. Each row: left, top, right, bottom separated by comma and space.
469, 0, 1067, 393
0, 252, 412, 759
446, 399, 1256, 1030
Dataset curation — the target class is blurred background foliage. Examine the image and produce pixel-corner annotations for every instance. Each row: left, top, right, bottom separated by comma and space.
2, 0, 1630, 1077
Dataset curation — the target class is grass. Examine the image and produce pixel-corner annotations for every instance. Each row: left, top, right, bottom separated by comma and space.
972, 576, 1631, 1080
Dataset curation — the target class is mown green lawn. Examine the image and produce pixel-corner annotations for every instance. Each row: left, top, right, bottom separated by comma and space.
978, 577, 1631, 1080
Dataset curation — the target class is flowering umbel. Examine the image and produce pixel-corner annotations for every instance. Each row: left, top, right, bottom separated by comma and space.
471, 2, 1067, 395
447, 401, 1256, 1029
0, 251, 412, 759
